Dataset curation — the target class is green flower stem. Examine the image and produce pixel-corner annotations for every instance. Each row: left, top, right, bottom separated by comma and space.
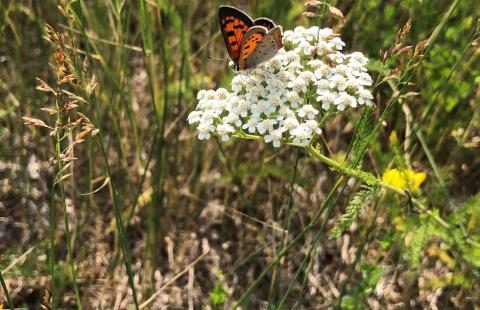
232, 132, 263, 140
306, 144, 378, 185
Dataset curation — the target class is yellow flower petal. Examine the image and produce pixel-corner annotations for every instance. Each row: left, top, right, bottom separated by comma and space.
412, 171, 426, 190
382, 168, 426, 192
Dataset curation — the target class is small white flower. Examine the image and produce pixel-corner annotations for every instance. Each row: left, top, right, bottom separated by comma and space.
267, 93, 284, 109
197, 122, 215, 140
315, 79, 330, 95
216, 88, 229, 99
217, 124, 235, 141
277, 106, 295, 120
284, 50, 300, 64
305, 119, 322, 135
234, 97, 250, 117
282, 116, 300, 133
223, 112, 242, 127
232, 75, 246, 93
329, 37, 345, 51
265, 129, 283, 147
200, 110, 216, 125
251, 100, 274, 117
269, 57, 283, 71
288, 77, 308, 93
242, 117, 260, 133
328, 52, 345, 63
285, 61, 303, 73
299, 71, 315, 83
197, 89, 207, 100
297, 104, 319, 119
257, 119, 277, 134
349, 52, 369, 66
357, 72, 373, 86
317, 91, 337, 110
357, 88, 374, 105
187, 111, 202, 124
308, 59, 325, 70
205, 89, 216, 100
266, 76, 286, 92
317, 28, 333, 41
286, 91, 302, 108
346, 78, 361, 90
334, 92, 357, 110
329, 74, 347, 91
291, 124, 312, 146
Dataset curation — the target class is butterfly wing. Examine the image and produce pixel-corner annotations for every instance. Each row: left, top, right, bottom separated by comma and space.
239, 26, 283, 70
254, 17, 276, 30
238, 26, 268, 70
218, 6, 254, 65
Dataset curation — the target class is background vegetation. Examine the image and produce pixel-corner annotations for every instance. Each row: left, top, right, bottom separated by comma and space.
0, 0, 479, 308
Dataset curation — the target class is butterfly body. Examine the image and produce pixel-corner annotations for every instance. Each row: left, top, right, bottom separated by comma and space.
218, 5, 283, 70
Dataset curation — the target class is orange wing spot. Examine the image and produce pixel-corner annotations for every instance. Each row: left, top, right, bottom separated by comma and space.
241, 33, 264, 59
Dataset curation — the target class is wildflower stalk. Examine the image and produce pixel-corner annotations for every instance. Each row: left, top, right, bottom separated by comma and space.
0, 270, 14, 309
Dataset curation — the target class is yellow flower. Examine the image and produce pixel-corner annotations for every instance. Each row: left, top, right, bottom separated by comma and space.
382, 168, 426, 192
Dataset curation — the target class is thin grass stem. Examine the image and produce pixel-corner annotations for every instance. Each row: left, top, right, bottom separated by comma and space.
0, 270, 14, 309
55, 124, 82, 309
49, 170, 57, 309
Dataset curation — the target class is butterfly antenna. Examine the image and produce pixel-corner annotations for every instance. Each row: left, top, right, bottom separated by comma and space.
207, 56, 230, 63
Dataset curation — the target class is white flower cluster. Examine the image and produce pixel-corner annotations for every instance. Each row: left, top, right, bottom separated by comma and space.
188, 26, 373, 147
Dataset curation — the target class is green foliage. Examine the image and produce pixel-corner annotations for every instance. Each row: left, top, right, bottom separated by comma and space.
209, 273, 228, 308
446, 194, 480, 268
401, 194, 480, 277
348, 106, 374, 166
330, 185, 377, 239
409, 213, 434, 268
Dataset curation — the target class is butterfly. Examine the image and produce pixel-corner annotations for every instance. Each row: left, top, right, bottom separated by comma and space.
218, 5, 283, 71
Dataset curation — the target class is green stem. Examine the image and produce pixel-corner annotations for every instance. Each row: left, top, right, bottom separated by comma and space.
49, 169, 57, 309
306, 144, 378, 185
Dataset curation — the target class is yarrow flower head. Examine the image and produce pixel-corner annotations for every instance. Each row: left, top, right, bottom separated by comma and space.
188, 26, 373, 147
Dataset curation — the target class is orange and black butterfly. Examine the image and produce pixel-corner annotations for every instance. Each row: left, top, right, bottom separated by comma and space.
218, 5, 283, 70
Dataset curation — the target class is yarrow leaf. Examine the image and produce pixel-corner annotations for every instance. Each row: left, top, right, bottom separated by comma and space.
329, 185, 377, 239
